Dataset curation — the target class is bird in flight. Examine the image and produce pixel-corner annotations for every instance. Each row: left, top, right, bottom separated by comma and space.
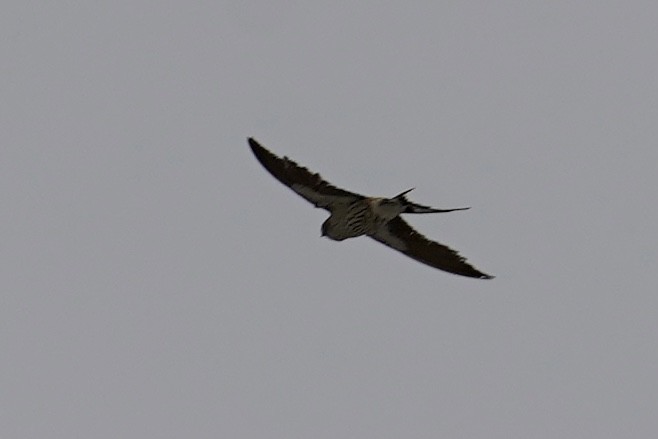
248, 138, 493, 279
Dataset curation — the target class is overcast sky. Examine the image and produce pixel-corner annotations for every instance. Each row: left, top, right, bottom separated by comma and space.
2, 1, 658, 438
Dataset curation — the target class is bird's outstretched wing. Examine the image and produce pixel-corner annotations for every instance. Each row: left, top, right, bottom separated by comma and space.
370, 217, 494, 279
248, 138, 365, 210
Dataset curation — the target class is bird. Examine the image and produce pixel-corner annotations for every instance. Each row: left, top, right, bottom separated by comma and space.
248, 137, 493, 279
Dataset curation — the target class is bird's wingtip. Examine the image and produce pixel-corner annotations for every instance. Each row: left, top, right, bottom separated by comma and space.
248, 137, 265, 154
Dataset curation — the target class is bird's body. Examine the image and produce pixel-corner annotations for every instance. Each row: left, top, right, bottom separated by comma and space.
248, 137, 493, 279
321, 200, 375, 241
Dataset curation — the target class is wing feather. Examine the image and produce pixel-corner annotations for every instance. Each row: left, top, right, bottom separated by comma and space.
370, 217, 494, 279
248, 138, 364, 210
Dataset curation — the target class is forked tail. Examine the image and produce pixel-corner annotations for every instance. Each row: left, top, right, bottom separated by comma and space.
393, 188, 470, 214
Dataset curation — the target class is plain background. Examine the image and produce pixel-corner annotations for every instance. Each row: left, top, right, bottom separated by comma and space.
2, 1, 657, 438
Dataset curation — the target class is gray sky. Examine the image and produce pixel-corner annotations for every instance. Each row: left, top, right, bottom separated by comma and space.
2, 1, 657, 438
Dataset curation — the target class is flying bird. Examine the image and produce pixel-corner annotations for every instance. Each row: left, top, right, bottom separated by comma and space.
248, 138, 493, 279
